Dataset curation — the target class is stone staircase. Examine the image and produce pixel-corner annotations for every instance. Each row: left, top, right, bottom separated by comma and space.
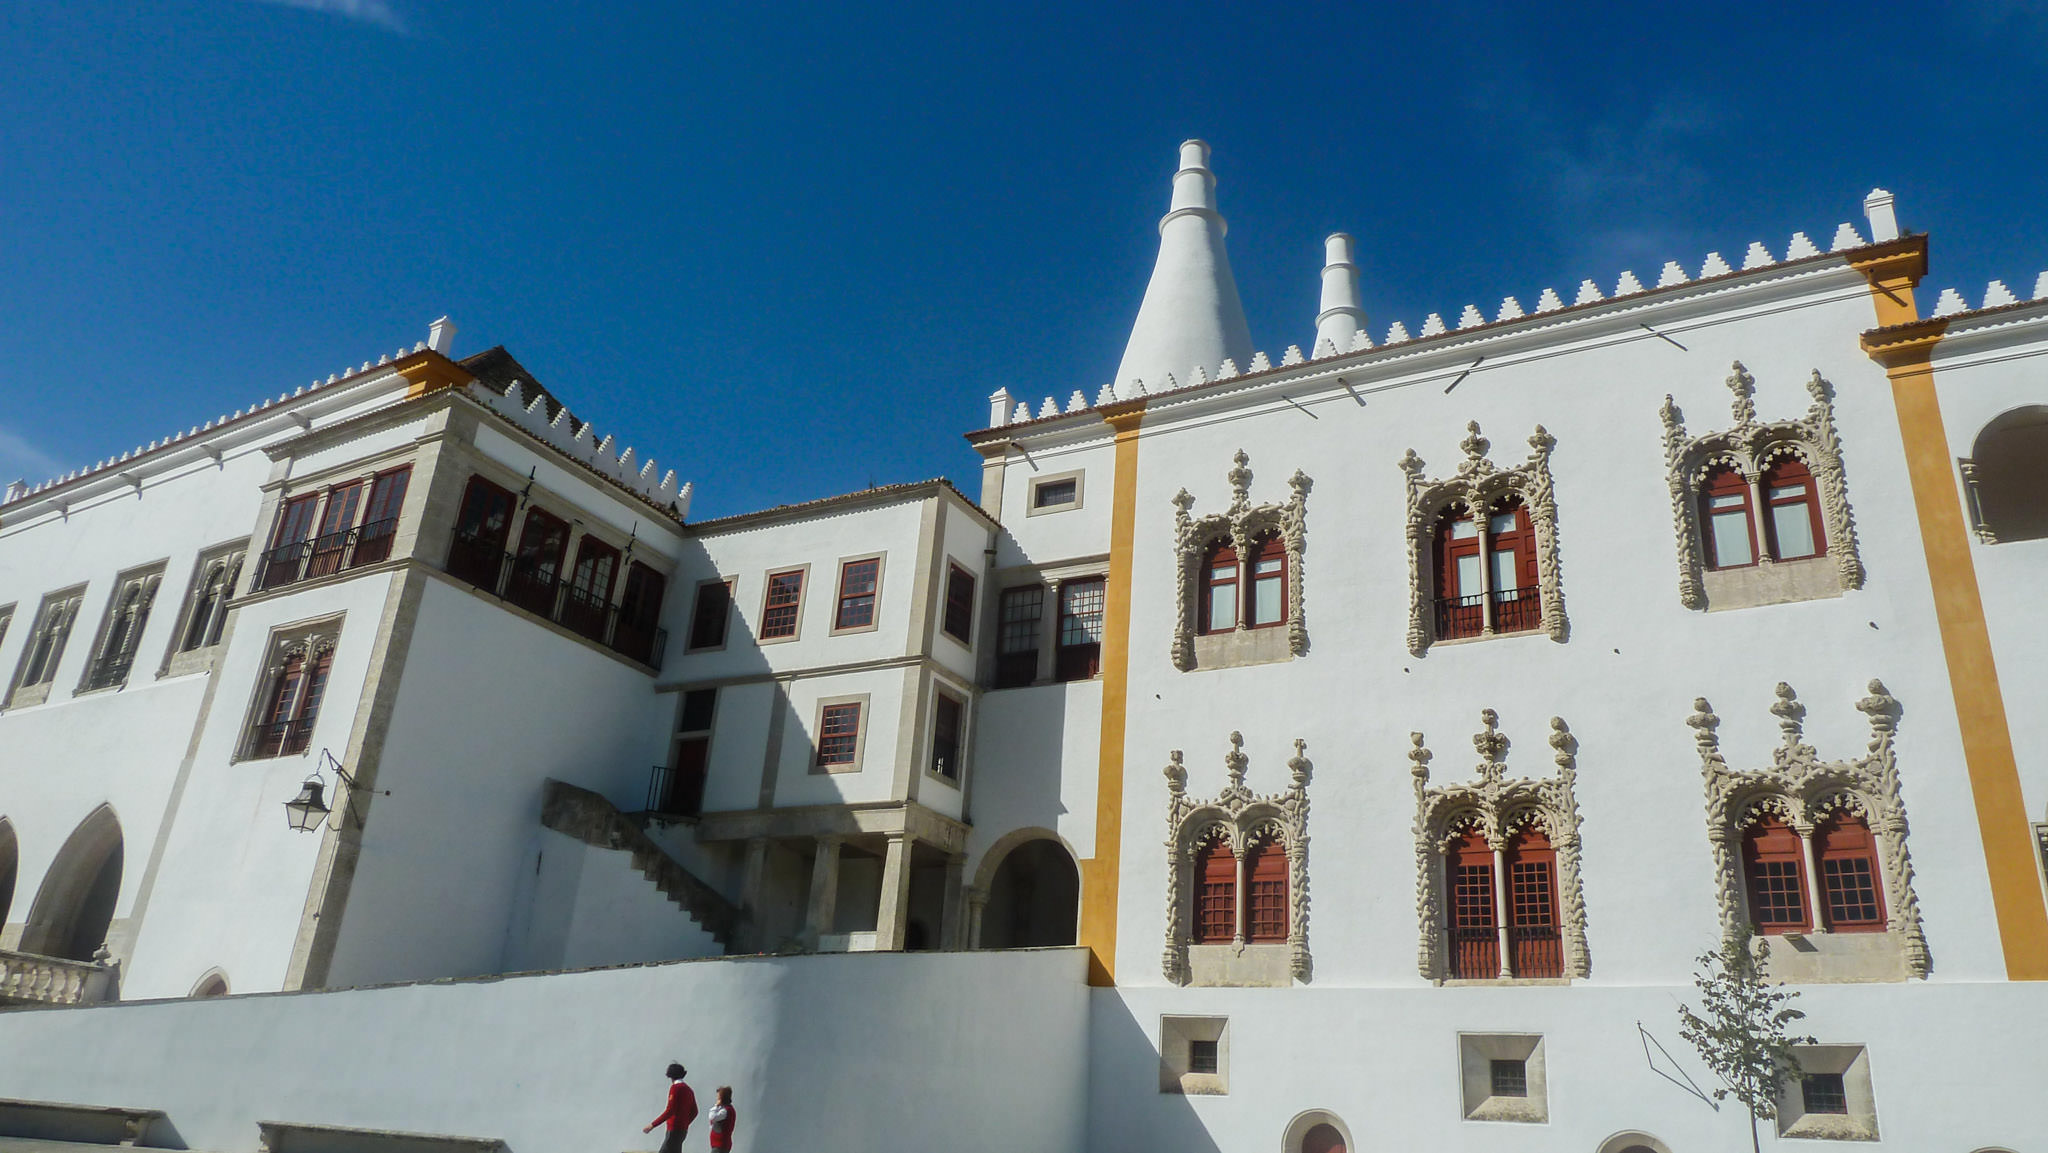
538, 779, 738, 948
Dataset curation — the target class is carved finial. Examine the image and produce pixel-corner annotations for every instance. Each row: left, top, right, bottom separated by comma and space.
1548, 716, 1577, 766
1770, 682, 1806, 747
1726, 361, 1758, 427
1806, 369, 1834, 406
1473, 708, 1508, 772
1227, 450, 1253, 508
1856, 678, 1901, 747
1165, 749, 1186, 796
1408, 732, 1432, 784
1527, 424, 1556, 458
1288, 738, 1311, 790
1659, 394, 1684, 437
1225, 731, 1247, 791
1172, 487, 1194, 516
1687, 697, 1722, 755
1460, 421, 1490, 463
1288, 469, 1312, 498
1398, 448, 1426, 480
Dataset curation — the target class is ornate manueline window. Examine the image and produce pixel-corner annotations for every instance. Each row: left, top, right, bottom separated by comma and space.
1400, 423, 1565, 655
166, 541, 247, 676
81, 566, 164, 692
1688, 681, 1928, 980
243, 621, 340, 759
1162, 733, 1311, 986
1171, 450, 1311, 671
1660, 363, 1864, 610
7, 587, 86, 709
1410, 711, 1589, 982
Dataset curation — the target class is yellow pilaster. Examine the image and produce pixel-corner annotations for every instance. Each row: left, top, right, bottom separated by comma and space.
1854, 240, 2048, 979
1078, 401, 1145, 986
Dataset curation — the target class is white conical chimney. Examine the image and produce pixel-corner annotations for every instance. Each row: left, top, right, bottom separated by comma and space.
1316, 233, 1366, 353
1112, 140, 1254, 398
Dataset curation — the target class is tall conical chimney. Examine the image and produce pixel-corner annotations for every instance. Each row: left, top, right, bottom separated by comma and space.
1112, 140, 1254, 398
1315, 233, 1366, 355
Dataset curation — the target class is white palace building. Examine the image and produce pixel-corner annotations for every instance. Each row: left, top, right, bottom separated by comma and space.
1, 141, 2046, 1153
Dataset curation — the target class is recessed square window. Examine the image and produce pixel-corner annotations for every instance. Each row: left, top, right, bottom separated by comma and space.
1777, 1044, 1879, 1141
1158, 1016, 1228, 1096
1801, 1072, 1847, 1115
1188, 1039, 1219, 1075
1026, 471, 1084, 516
1459, 1034, 1546, 1123
1489, 1059, 1527, 1098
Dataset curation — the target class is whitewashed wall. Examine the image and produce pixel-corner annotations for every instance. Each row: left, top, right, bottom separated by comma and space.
501, 827, 723, 972
0, 948, 1090, 1153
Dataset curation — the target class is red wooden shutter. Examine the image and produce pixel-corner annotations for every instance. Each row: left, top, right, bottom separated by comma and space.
1447, 828, 1499, 978
1245, 836, 1288, 942
1505, 825, 1562, 978
1742, 816, 1810, 932
1815, 813, 1886, 931
1193, 838, 1236, 944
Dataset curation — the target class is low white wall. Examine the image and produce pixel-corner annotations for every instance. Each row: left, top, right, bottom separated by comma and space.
501, 828, 723, 972
0, 948, 1089, 1153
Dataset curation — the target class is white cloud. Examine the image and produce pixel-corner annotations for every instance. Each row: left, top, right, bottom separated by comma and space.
0, 425, 65, 489
242, 0, 408, 34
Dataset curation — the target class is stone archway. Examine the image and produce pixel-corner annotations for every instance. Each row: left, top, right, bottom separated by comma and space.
1595, 1131, 1673, 1153
1282, 1110, 1353, 1153
21, 806, 123, 961
190, 969, 230, 998
974, 830, 1080, 949
0, 818, 17, 934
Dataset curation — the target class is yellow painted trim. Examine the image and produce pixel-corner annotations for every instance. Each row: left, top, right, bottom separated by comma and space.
1079, 402, 1145, 986
1854, 247, 2048, 979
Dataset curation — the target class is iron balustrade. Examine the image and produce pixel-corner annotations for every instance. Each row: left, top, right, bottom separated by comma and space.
249, 717, 316, 759
1448, 926, 1501, 979
645, 762, 706, 818
442, 534, 667, 669
1492, 588, 1543, 634
1507, 924, 1564, 978
256, 519, 401, 591
1433, 593, 1487, 640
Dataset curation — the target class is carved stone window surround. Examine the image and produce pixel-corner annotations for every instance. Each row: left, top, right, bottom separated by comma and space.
1409, 712, 1590, 982
1687, 681, 1928, 980
1162, 732, 1312, 986
1171, 451, 1311, 672
1400, 423, 1566, 656
1661, 363, 1865, 610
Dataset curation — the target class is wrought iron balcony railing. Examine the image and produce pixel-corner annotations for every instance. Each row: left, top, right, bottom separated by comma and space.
443, 534, 667, 670
255, 518, 401, 591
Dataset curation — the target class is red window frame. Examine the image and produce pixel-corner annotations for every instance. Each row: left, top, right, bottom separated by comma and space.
560, 535, 621, 642
505, 507, 571, 617
1486, 499, 1541, 634
995, 585, 1043, 687
1742, 816, 1810, 933
662, 688, 717, 817
930, 691, 963, 780
1199, 538, 1238, 635
761, 569, 805, 639
1193, 837, 1236, 944
614, 561, 667, 664
1055, 576, 1105, 681
260, 494, 322, 590
1699, 465, 1759, 570
1447, 827, 1499, 979
1433, 506, 1484, 640
447, 475, 515, 589
305, 481, 365, 577
252, 646, 332, 759
1505, 825, 1562, 978
816, 701, 862, 768
688, 579, 734, 650
1245, 532, 1287, 629
834, 557, 881, 631
942, 563, 976, 645
1815, 812, 1886, 931
1244, 835, 1288, 942
352, 466, 411, 567
1760, 455, 1827, 561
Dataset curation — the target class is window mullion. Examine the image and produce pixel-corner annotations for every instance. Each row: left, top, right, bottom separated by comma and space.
1492, 844, 1511, 978
1799, 823, 1825, 933
1477, 525, 1497, 635
1233, 848, 1246, 946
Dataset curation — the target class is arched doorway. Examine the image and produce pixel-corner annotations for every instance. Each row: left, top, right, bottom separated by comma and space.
190, 970, 230, 998
978, 835, 1079, 948
1968, 406, 2048, 542
1282, 1110, 1352, 1153
0, 818, 18, 931
1596, 1132, 1673, 1153
21, 806, 123, 961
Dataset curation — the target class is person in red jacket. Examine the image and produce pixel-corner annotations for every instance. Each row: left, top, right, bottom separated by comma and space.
706, 1086, 735, 1151
641, 1062, 698, 1153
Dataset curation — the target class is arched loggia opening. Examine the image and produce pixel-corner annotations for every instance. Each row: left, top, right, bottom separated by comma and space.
976, 833, 1080, 949
21, 806, 123, 961
1595, 1131, 1674, 1153
1282, 1110, 1353, 1153
1968, 405, 2048, 543
0, 819, 17, 935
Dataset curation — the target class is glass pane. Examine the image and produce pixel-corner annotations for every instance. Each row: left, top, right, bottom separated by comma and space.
1709, 492, 1746, 511
1455, 553, 1483, 597
1253, 557, 1282, 575
1709, 510, 1753, 566
1253, 575, 1282, 624
1488, 512, 1516, 536
1207, 583, 1236, 629
1490, 548, 1520, 593
1450, 518, 1477, 540
1771, 502, 1817, 559
1768, 484, 1806, 501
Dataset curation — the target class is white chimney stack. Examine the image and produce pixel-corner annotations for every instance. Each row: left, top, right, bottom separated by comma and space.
1316, 233, 1367, 354
988, 387, 1012, 428
1863, 189, 1900, 243
3, 480, 26, 503
427, 316, 458, 355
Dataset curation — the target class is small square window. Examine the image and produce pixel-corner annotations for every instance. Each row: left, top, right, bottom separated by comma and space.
1188, 1039, 1219, 1075
1159, 1016, 1228, 1095
1489, 1059, 1527, 1098
1777, 1044, 1878, 1140
1027, 472, 1084, 516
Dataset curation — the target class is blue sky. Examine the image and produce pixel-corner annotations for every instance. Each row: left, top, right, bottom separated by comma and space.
2, 1, 2044, 518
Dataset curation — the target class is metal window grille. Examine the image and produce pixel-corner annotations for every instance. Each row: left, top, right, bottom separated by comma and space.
1187, 1039, 1219, 1076
995, 586, 1042, 687
1033, 479, 1077, 508
1801, 1072, 1848, 1115
1489, 1059, 1528, 1098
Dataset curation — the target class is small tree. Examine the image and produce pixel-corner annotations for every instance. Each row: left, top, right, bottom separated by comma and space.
1677, 934, 1816, 1153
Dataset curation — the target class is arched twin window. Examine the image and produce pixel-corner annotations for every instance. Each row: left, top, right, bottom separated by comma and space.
1700, 455, 1827, 571
1431, 497, 1539, 641
1189, 832, 1289, 945
1739, 809, 1886, 934
1199, 533, 1288, 635
1444, 822, 1562, 979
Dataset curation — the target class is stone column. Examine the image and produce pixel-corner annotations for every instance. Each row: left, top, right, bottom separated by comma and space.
1797, 824, 1825, 933
939, 853, 967, 950
1493, 845, 1512, 978
965, 886, 989, 950
738, 836, 770, 952
876, 833, 917, 951
802, 835, 844, 948
1233, 851, 1247, 946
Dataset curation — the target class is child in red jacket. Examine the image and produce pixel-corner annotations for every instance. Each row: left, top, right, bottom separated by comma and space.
641, 1063, 698, 1153
706, 1087, 736, 1151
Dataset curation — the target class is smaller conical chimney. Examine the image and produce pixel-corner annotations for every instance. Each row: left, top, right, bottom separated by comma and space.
1316, 233, 1366, 355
